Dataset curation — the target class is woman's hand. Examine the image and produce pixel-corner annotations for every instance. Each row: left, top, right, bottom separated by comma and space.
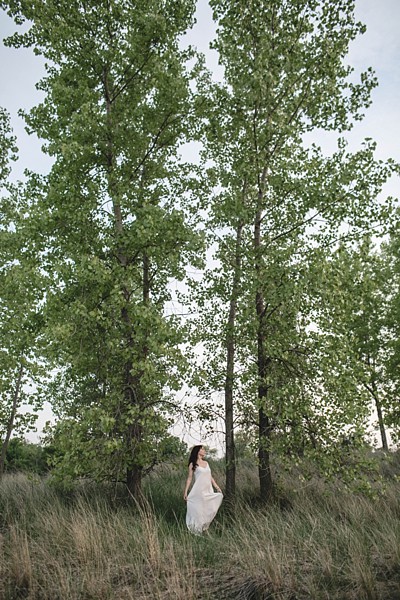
183, 492, 188, 502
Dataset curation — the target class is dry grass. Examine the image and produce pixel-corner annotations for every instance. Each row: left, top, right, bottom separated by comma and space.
0, 461, 399, 600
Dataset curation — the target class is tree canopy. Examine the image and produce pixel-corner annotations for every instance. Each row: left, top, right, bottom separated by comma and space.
0, 0, 398, 501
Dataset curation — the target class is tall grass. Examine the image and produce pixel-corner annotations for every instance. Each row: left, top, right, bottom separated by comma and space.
0, 460, 399, 599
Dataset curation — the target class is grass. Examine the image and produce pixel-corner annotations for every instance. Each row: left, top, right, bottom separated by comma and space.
0, 459, 399, 599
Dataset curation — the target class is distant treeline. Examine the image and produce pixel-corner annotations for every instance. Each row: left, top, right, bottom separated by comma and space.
3, 434, 190, 477
3, 439, 53, 476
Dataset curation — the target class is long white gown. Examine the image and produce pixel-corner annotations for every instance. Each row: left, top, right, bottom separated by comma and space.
186, 464, 223, 534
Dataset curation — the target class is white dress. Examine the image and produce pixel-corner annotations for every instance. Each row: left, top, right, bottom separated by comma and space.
186, 463, 223, 534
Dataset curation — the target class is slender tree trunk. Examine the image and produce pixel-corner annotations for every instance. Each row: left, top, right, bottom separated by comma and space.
375, 395, 388, 451
254, 174, 274, 502
365, 359, 389, 452
256, 292, 273, 503
371, 364, 389, 452
126, 464, 142, 498
224, 220, 243, 505
125, 252, 150, 498
124, 331, 143, 499
370, 371, 388, 451
126, 252, 150, 498
104, 69, 143, 499
0, 362, 24, 479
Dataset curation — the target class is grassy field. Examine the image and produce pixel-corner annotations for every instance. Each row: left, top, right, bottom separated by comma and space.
0, 457, 399, 599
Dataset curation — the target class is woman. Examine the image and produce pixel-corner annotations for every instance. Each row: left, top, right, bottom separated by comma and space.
183, 445, 223, 534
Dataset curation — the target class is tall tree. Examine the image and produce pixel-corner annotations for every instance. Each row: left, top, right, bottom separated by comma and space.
380, 226, 400, 444
2, 0, 201, 497
196, 0, 397, 502
328, 240, 392, 450
0, 109, 45, 477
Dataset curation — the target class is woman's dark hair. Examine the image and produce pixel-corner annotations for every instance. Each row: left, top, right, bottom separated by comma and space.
188, 445, 202, 471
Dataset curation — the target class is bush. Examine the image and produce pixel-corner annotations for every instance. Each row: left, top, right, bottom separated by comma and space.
4, 438, 53, 475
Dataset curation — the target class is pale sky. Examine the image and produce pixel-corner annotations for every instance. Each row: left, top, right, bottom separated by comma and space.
1, 0, 399, 445
1, 0, 399, 182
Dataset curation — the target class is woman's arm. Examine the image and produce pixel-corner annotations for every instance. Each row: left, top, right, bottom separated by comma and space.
211, 475, 222, 493
183, 464, 193, 501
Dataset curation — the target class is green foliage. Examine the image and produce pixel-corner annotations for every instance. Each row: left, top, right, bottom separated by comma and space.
157, 433, 188, 461
46, 415, 187, 485
1, 0, 204, 490
4, 438, 52, 475
187, 0, 399, 499
379, 225, 400, 442
1, 0, 399, 499
0, 107, 17, 183
0, 110, 46, 464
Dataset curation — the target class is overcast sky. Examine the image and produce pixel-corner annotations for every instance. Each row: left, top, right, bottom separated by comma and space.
1, 0, 399, 183
1, 0, 399, 445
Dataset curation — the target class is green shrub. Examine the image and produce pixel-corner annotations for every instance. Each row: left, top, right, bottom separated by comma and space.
4, 438, 53, 475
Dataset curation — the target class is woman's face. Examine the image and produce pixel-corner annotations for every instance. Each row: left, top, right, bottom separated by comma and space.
198, 446, 206, 459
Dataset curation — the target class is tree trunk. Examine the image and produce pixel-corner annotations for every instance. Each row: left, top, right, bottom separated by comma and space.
365, 360, 389, 452
370, 366, 389, 451
375, 396, 388, 451
126, 252, 150, 498
105, 69, 143, 500
254, 180, 274, 503
256, 299, 273, 503
224, 220, 243, 505
124, 348, 143, 500
126, 463, 142, 499
258, 402, 273, 501
370, 372, 388, 451
0, 362, 24, 479
126, 252, 150, 499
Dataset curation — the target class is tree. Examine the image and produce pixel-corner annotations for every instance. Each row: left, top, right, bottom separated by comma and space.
4, 438, 51, 475
326, 239, 393, 450
2, 0, 202, 498
380, 225, 400, 443
193, 0, 397, 502
0, 108, 45, 478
